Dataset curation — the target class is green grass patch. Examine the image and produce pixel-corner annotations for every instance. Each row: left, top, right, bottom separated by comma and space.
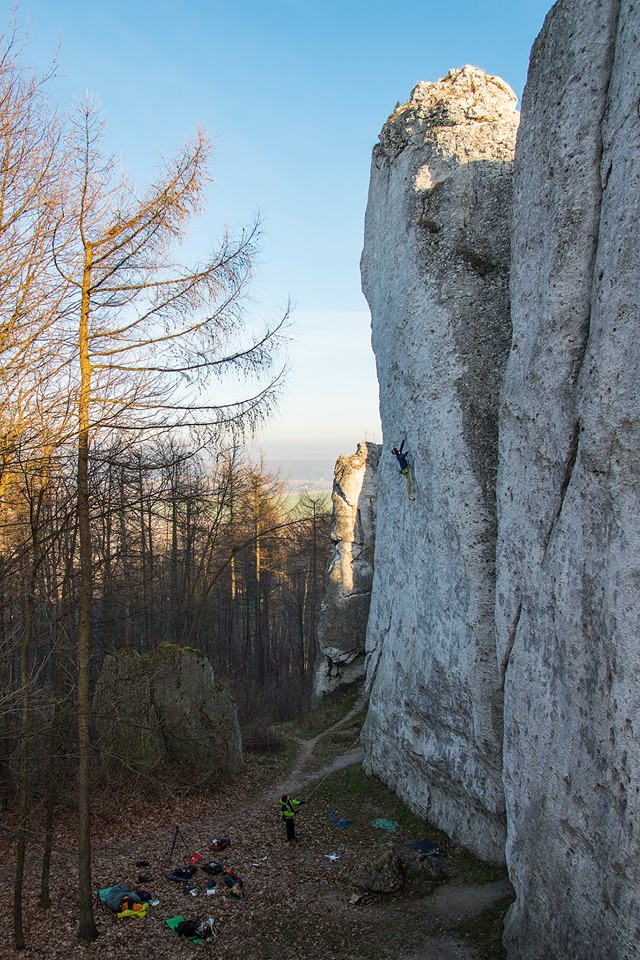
308, 764, 426, 837
305, 764, 507, 886
448, 846, 505, 885
279, 683, 364, 740
455, 895, 514, 959
308, 716, 365, 765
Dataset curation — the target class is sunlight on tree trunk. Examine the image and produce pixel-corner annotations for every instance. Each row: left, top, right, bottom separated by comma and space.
54, 99, 286, 939
76, 239, 98, 941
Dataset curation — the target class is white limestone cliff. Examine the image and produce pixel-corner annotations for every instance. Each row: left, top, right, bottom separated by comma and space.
360, 66, 519, 864
314, 441, 380, 697
496, 1, 640, 956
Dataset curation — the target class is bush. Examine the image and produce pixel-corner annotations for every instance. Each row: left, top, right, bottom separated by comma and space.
242, 721, 285, 754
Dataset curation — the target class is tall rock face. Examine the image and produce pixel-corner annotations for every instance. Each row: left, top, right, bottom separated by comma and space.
314, 441, 380, 697
496, 1, 640, 956
360, 66, 519, 864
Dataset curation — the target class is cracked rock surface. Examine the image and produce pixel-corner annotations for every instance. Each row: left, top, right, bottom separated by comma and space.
496, 1, 640, 957
314, 442, 380, 697
360, 65, 518, 865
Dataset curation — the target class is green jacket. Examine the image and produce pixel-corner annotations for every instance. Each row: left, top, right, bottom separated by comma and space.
280, 797, 302, 819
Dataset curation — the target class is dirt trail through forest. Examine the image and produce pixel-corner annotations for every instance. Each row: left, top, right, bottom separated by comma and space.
272, 691, 368, 798
0, 695, 512, 960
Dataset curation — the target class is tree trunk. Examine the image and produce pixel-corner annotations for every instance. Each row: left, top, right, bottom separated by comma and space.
77, 241, 98, 942
146, 496, 155, 649
137, 457, 149, 653
14, 479, 47, 948
254, 482, 263, 687
13, 570, 33, 950
170, 469, 178, 644
40, 636, 61, 910
118, 466, 130, 648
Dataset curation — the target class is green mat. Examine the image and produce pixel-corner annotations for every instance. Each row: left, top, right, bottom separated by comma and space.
165, 915, 204, 944
371, 817, 399, 831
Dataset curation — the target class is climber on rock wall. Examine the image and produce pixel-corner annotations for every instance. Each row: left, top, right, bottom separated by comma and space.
391, 438, 414, 500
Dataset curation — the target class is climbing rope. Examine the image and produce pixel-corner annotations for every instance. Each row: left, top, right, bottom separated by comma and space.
304, 732, 363, 801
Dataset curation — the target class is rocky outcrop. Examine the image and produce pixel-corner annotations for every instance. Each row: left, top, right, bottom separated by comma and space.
348, 843, 403, 894
360, 66, 519, 864
345, 841, 445, 895
93, 649, 164, 774
152, 644, 243, 775
93, 644, 242, 776
314, 441, 380, 697
496, 1, 640, 957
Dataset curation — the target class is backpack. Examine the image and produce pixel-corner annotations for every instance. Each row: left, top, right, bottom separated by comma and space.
223, 869, 242, 888
176, 918, 201, 939
201, 860, 224, 875
165, 865, 197, 882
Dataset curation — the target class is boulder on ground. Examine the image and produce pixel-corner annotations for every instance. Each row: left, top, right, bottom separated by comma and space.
347, 842, 403, 893
93, 648, 164, 775
93, 644, 242, 776
346, 841, 446, 895
151, 643, 243, 775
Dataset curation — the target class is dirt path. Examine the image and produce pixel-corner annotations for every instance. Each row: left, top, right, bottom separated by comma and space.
273, 691, 368, 797
212, 692, 512, 960
0, 694, 512, 960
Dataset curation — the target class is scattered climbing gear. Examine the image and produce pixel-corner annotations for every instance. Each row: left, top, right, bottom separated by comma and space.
330, 809, 352, 829
165, 865, 197, 882
208, 837, 231, 852
371, 818, 399, 832
167, 914, 220, 943
167, 916, 203, 942
197, 917, 220, 939
223, 868, 243, 889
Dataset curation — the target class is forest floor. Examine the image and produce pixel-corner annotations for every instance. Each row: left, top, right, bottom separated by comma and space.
0, 686, 514, 959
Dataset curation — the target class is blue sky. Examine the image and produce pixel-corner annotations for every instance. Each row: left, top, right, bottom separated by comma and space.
22, 0, 552, 461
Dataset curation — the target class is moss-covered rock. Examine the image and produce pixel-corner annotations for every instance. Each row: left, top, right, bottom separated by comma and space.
150, 646, 243, 775
93, 645, 243, 777
92, 649, 164, 775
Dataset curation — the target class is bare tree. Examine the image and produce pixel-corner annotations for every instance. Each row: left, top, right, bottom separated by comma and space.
51, 100, 285, 940
0, 20, 75, 949
0, 21, 71, 497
